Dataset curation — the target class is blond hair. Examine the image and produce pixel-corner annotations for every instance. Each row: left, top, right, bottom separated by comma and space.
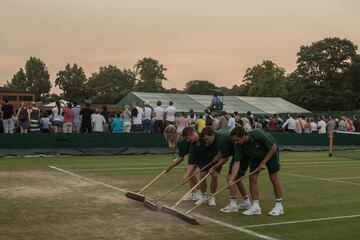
164, 124, 182, 149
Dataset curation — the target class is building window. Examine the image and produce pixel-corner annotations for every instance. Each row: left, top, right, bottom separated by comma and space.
19, 95, 34, 101
2, 95, 17, 101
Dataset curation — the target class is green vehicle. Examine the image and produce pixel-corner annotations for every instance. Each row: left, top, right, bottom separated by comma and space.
209, 89, 224, 114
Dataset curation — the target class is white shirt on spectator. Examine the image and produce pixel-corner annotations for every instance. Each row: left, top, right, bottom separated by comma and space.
52, 107, 63, 121
92, 114, 106, 132
311, 122, 318, 132
133, 106, 143, 125
165, 105, 176, 122
144, 107, 152, 120
228, 117, 236, 130
318, 120, 327, 134
154, 106, 164, 120
282, 117, 296, 130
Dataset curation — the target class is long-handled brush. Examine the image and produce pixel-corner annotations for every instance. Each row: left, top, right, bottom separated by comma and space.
160, 172, 210, 225
125, 169, 167, 202
144, 160, 216, 211
185, 169, 260, 215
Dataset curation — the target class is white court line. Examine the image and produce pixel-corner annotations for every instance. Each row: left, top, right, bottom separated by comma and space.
49, 166, 127, 192
69, 167, 182, 172
327, 176, 360, 180
282, 172, 360, 186
243, 214, 360, 228
282, 161, 360, 165
52, 160, 360, 169
49, 165, 278, 240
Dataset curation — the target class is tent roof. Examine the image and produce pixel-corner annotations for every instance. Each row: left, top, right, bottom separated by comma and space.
116, 92, 310, 114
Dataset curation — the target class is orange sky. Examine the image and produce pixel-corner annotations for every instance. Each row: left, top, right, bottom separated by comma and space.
1, 0, 359, 92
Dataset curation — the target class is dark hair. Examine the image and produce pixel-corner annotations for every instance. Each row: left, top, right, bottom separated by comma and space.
157, 101, 162, 106
4, 98, 9, 103
247, 111, 251, 116
201, 127, 215, 138
230, 126, 246, 137
169, 101, 173, 106
85, 102, 90, 107
179, 111, 184, 116
42, 111, 48, 117
116, 112, 121, 118
73, 102, 78, 107
56, 101, 61, 115
102, 105, 108, 111
182, 127, 195, 137
67, 102, 72, 108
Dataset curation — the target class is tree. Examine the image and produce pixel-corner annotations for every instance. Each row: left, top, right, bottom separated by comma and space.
5, 57, 51, 101
25, 57, 52, 101
5, 68, 27, 90
241, 60, 289, 98
55, 63, 88, 102
87, 65, 136, 104
290, 37, 358, 110
134, 57, 167, 92
184, 80, 218, 94
343, 54, 360, 110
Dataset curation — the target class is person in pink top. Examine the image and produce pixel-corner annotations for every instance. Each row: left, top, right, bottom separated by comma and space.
176, 111, 188, 134
63, 103, 74, 133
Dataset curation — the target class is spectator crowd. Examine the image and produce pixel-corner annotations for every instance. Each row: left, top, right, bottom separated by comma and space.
1, 98, 359, 134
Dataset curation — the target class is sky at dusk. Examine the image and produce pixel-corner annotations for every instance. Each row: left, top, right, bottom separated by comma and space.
1, 0, 359, 92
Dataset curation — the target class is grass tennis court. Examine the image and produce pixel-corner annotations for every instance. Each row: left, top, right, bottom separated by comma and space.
1, 151, 360, 240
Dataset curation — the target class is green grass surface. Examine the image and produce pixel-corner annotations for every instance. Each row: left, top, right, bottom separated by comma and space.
1, 151, 360, 240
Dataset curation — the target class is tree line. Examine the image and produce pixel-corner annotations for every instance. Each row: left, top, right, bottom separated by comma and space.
4, 37, 360, 111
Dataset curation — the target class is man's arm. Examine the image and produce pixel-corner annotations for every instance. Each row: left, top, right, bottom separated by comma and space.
165, 156, 185, 173
229, 161, 240, 186
256, 144, 277, 171
182, 164, 197, 183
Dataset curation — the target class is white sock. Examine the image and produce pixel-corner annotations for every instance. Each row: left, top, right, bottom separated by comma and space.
276, 198, 283, 206
253, 200, 260, 207
230, 197, 237, 205
243, 196, 251, 204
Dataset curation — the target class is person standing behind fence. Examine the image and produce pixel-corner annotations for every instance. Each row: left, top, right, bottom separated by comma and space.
17, 102, 30, 134
153, 101, 165, 133
72, 102, 81, 133
187, 109, 197, 129
101, 105, 110, 132
176, 111, 188, 134
1, 98, 14, 133
92, 108, 106, 133
219, 111, 228, 129
143, 102, 152, 133
165, 101, 176, 126
52, 101, 64, 133
122, 105, 132, 133
29, 102, 41, 132
353, 115, 359, 133
40, 112, 51, 133
282, 113, 296, 133
131, 102, 143, 133
63, 103, 73, 133
80, 103, 93, 133
111, 112, 123, 133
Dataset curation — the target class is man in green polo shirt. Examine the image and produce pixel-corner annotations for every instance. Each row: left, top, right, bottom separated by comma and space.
182, 127, 221, 206
229, 126, 284, 216
202, 127, 252, 213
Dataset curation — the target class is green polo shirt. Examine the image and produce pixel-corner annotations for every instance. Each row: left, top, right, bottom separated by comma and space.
177, 139, 190, 157
213, 130, 234, 158
234, 129, 277, 162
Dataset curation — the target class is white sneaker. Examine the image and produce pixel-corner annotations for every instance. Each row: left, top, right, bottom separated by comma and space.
243, 204, 262, 216
238, 201, 252, 210
183, 193, 195, 201
192, 191, 202, 201
268, 204, 284, 216
208, 196, 216, 206
195, 194, 207, 205
220, 203, 238, 213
